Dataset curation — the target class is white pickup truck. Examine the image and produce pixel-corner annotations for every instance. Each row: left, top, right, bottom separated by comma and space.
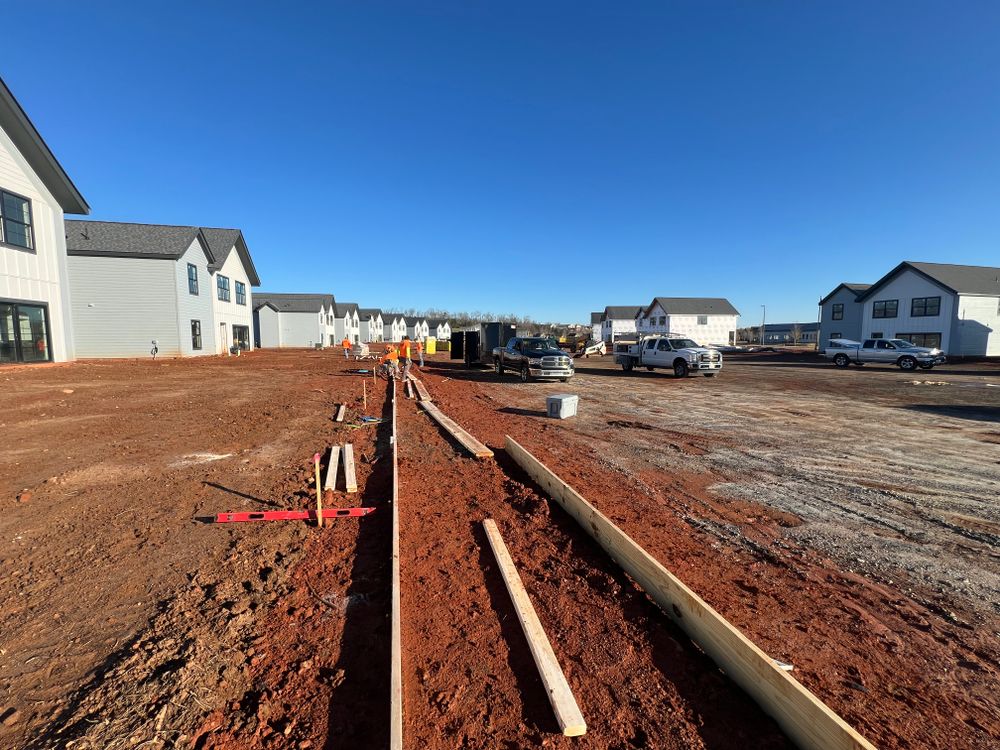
614, 335, 723, 378
824, 338, 947, 371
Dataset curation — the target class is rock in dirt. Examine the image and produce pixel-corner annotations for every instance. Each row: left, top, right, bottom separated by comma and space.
1, 707, 21, 726
17, 491, 31, 503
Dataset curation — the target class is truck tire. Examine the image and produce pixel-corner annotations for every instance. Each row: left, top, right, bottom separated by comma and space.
898, 356, 917, 371
560, 377, 569, 383
703, 373, 715, 377
621, 359, 634, 372
833, 353, 850, 368
494, 358, 504, 376
520, 365, 529, 383
673, 359, 689, 378
918, 362, 934, 370
646, 366, 654, 371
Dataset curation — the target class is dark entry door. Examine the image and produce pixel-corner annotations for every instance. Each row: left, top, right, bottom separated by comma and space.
233, 325, 250, 350
0, 301, 51, 363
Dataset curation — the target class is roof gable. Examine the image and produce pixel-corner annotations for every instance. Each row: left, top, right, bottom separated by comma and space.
201, 227, 261, 287
603, 305, 643, 320
253, 292, 335, 313
335, 302, 360, 317
857, 261, 1000, 301
642, 297, 740, 317
819, 282, 871, 306
0, 77, 89, 214
65, 220, 213, 262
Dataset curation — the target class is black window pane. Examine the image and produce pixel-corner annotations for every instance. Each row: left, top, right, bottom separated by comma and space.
3, 219, 32, 249
2, 193, 30, 222
0, 303, 16, 363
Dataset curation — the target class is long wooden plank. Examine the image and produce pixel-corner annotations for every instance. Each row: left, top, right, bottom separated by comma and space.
324, 445, 341, 491
504, 436, 875, 750
405, 380, 414, 400
335, 403, 346, 422
389, 380, 403, 750
482, 519, 587, 737
343, 443, 358, 493
410, 378, 431, 402
419, 402, 493, 459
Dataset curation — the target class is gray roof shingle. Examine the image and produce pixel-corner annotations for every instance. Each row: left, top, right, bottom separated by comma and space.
359, 308, 382, 318
335, 302, 359, 317
66, 220, 211, 260
200, 227, 261, 286
643, 297, 740, 316
590, 311, 603, 324
603, 305, 643, 320
254, 293, 335, 313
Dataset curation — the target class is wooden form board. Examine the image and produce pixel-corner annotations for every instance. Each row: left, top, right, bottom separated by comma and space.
335, 403, 347, 422
411, 378, 431, 402
389, 380, 403, 750
482, 519, 586, 737
405, 380, 414, 399
324, 445, 341, 491
419, 402, 494, 459
343, 443, 358, 493
504, 436, 876, 750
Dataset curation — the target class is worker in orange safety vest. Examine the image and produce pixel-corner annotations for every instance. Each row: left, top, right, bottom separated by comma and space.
341, 337, 351, 359
399, 337, 413, 380
380, 344, 399, 377
415, 339, 424, 367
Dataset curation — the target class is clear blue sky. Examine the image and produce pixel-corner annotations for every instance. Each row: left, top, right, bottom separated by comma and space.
6, 1, 1000, 324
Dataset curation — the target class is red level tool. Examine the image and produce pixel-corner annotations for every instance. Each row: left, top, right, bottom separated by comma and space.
216, 507, 375, 523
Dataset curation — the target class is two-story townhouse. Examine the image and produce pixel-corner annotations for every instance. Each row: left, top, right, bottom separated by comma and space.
856, 262, 1000, 356
333, 302, 360, 344
426, 318, 451, 341
600, 305, 642, 343
359, 308, 383, 342
202, 228, 260, 353
636, 297, 740, 345
1, 77, 90, 364
253, 293, 336, 348
384, 315, 407, 342
407, 317, 429, 340
66, 221, 222, 357
589, 312, 602, 343
818, 283, 870, 345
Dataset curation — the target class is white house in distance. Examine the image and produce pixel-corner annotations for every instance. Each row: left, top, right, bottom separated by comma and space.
426, 318, 451, 341
383, 315, 407, 342
1, 76, 90, 364
333, 302, 360, 344
589, 312, 602, 342
254, 293, 336, 348
853, 261, 1000, 356
407, 316, 429, 341
359, 308, 383, 342
600, 305, 642, 342
66, 220, 260, 358
818, 283, 870, 345
636, 297, 740, 345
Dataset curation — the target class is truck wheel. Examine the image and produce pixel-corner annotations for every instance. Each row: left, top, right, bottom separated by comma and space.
494, 359, 504, 376
918, 363, 933, 370
673, 359, 689, 378
560, 377, 569, 383
898, 356, 917, 371
833, 353, 850, 368
621, 359, 633, 372
703, 373, 715, 378
520, 365, 529, 383
646, 366, 654, 371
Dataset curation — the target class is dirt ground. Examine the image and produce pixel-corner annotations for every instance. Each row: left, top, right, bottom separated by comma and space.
1, 349, 998, 749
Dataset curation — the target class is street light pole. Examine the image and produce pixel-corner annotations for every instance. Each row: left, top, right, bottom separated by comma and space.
760, 304, 766, 345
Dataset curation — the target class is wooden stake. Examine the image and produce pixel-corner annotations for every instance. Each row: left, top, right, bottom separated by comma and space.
344, 443, 357, 493
482, 519, 586, 736
363, 379, 367, 413
313, 452, 323, 528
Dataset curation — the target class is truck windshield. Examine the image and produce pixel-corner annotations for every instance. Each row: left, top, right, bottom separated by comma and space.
889, 339, 916, 348
522, 338, 558, 352
668, 339, 698, 349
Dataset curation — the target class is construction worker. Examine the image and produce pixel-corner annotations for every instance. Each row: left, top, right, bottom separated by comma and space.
416, 339, 424, 367
399, 336, 413, 380
380, 344, 399, 378
341, 337, 351, 359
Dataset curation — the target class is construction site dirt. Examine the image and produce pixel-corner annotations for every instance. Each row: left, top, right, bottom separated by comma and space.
2, 350, 998, 749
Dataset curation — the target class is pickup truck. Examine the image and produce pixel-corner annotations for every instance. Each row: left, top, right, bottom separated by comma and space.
493, 337, 575, 382
614, 335, 723, 377
824, 338, 947, 371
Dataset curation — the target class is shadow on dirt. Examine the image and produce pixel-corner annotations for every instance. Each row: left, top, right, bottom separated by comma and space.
498, 406, 548, 418
903, 404, 1000, 423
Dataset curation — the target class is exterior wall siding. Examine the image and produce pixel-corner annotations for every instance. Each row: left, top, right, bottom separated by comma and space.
860, 272, 956, 352
0, 125, 74, 361
601, 317, 637, 342
255, 306, 281, 347
819, 287, 865, 344
174, 239, 216, 356
639, 304, 737, 344
956, 294, 1000, 356
211, 247, 255, 353
68, 255, 180, 357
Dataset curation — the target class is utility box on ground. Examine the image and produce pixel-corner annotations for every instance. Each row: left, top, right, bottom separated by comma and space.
546, 394, 579, 419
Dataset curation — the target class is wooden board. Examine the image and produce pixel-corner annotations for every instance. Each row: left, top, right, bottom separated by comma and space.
343, 443, 358, 493
482, 519, 587, 737
335, 403, 347, 422
419, 402, 493, 459
324, 445, 341, 491
389, 380, 403, 750
504, 436, 876, 750
410, 378, 432, 402
405, 380, 414, 399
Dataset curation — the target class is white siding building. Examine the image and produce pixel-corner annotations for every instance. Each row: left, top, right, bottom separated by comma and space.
426, 318, 451, 341
856, 262, 1000, 356
203, 228, 260, 353
384, 315, 407, 342
1, 77, 90, 364
359, 308, 383, 342
253, 293, 336, 348
407, 317, 429, 341
600, 305, 642, 342
818, 283, 870, 345
333, 302, 360, 344
636, 297, 739, 345
66, 221, 245, 358
589, 312, 602, 343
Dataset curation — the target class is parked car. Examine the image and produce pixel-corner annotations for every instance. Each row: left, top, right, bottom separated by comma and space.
824, 338, 946, 371
493, 337, 575, 382
614, 335, 723, 378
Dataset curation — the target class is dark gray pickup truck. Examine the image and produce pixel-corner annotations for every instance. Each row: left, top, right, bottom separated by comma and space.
493, 337, 575, 382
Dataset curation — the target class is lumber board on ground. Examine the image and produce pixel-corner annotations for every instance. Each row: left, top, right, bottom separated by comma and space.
482, 519, 586, 737
410, 378, 431, 402
324, 445, 341, 491
405, 380, 414, 399
390, 380, 403, 750
504, 436, 876, 750
335, 403, 347, 422
343, 443, 357, 493
419, 401, 493, 459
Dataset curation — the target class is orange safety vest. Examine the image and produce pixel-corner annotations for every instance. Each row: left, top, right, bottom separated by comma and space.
399, 340, 411, 358
416, 341, 423, 353
381, 348, 398, 363
341, 338, 351, 349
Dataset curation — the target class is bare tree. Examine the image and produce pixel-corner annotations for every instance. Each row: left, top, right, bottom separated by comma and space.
790, 323, 802, 345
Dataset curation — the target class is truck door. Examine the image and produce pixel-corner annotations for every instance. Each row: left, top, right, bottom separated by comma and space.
642, 338, 658, 366
861, 340, 877, 362
654, 338, 673, 367
875, 339, 897, 362
506, 338, 521, 365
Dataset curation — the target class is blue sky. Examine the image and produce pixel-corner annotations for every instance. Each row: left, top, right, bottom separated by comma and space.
6, 1, 1000, 324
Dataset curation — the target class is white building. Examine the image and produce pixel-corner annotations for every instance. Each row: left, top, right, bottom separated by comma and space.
1, 77, 90, 364
254, 293, 336, 349
589, 312, 602, 343
66, 221, 260, 358
383, 315, 407, 342
333, 302, 360, 344
636, 297, 739, 345
359, 308, 384, 342
407, 317, 429, 341
426, 318, 451, 341
818, 283, 870, 346
855, 261, 1000, 356
600, 305, 642, 342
